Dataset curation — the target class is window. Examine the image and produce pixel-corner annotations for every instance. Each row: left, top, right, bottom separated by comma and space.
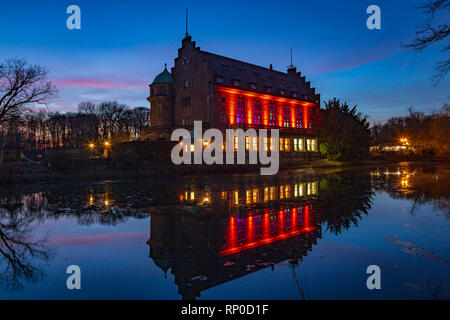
252, 137, 258, 151
254, 103, 261, 125
307, 139, 312, 151
220, 112, 227, 123
284, 138, 290, 151
234, 136, 239, 151
280, 138, 284, 151
311, 139, 317, 151
269, 105, 277, 126
293, 138, 303, 151
216, 76, 224, 83
296, 107, 302, 128
283, 107, 290, 127
263, 137, 273, 151
249, 83, 256, 90
182, 97, 191, 108
233, 79, 240, 86
280, 89, 285, 95
265, 86, 272, 93
245, 136, 250, 150
157, 104, 162, 114
184, 79, 189, 88
236, 100, 245, 124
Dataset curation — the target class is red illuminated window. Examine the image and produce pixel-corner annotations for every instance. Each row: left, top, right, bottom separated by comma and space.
237, 100, 245, 124
283, 107, 290, 127
254, 103, 261, 125
296, 107, 302, 128
308, 110, 313, 128
269, 105, 277, 126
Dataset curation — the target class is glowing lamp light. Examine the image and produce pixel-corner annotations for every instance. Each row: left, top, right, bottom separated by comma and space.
104, 141, 110, 147
89, 143, 95, 149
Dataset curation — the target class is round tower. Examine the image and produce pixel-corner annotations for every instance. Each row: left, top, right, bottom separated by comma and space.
148, 64, 175, 129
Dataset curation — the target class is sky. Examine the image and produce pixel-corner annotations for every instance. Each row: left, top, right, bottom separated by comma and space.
0, 0, 449, 123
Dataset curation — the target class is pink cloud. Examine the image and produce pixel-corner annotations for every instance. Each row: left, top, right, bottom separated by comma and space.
51, 231, 147, 245
54, 78, 148, 91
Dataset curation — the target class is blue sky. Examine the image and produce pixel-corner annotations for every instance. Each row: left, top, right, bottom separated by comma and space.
1, 0, 449, 123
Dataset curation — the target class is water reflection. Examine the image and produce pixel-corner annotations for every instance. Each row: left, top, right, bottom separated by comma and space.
0, 164, 448, 298
148, 170, 373, 299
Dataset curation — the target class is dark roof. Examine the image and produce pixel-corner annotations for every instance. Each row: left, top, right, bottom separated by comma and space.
199, 50, 317, 101
152, 65, 173, 84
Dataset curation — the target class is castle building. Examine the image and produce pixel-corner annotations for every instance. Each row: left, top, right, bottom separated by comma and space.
147, 35, 320, 154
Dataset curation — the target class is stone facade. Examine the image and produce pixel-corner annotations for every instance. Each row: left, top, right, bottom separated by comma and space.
147, 35, 321, 155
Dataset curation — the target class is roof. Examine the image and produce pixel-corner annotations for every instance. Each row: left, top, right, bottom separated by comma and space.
152, 65, 173, 84
199, 49, 317, 101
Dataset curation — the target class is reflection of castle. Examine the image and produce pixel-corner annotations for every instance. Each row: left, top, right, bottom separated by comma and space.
148, 179, 321, 300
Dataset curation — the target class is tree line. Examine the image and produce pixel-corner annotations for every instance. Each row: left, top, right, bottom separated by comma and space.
371, 104, 450, 156
1, 102, 150, 152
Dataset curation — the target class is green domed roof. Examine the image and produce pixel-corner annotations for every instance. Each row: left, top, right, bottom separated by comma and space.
152, 64, 173, 84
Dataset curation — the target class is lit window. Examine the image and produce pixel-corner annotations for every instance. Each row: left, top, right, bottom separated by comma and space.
293, 139, 298, 151
254, 103, 262, 125
307, 139, 312, 151
245, 136, 250, 150
246, 190, 251, 204
252, 137, 258, 151
284, 138, 290, 151
280, 185, 284, 199
296, 107, 302, 128
283, 107, 290, 127
311, 139, 317, 152
269, 105, 277, 126
234, 136, 239, 151
236, 100, 245, 124
280, 138, 284, 151
252, 189, 258, 203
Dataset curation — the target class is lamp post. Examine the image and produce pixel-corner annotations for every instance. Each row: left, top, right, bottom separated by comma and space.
103, 141, 111, 158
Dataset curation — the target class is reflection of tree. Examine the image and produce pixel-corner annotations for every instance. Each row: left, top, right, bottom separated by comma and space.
372, 165, 450, 216
316, 171, 373, 234
0, 210, 53, 292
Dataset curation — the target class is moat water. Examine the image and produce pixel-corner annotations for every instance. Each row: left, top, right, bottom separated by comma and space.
0, 163, 448, 299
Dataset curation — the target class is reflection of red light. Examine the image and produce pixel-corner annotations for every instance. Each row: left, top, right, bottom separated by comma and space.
220, 205, 316, 256
292, 208, 297, 228
304, 205, 311, 227
228, 216, 237, 249
219, 225, 316, 256
247, 216, 254, 242
278, 210, 284, 233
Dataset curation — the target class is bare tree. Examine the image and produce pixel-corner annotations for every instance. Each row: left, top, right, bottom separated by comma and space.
0, 58, 57, 125
403, 0, 450, 85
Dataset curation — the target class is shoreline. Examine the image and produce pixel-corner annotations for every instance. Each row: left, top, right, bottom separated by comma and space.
1, 158, 449, 185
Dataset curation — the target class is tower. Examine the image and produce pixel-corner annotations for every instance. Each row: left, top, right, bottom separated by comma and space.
147, 64, 175, 139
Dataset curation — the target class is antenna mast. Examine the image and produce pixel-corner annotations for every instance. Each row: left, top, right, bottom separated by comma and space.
185, 8, 189, 37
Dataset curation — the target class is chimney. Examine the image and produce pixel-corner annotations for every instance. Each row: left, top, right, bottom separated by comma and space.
269, 64, 273, 70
